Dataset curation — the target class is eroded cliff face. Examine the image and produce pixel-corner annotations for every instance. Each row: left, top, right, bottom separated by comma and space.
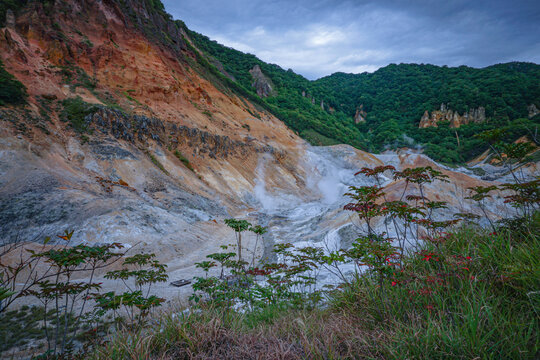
0, 0, 528, 304
419, 103, 486, 128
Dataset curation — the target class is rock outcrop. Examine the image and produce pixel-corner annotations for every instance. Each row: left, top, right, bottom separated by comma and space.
528, 104, 539, 118
419, 103, 486, 128
354, 105, 367, 124
76, 106, 284, 163
5, 9, 15, 28
249, 65, 275, 97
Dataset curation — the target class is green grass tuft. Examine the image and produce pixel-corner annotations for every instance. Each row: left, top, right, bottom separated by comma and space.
174, 150, 194, 172
61, 97, 96, 133
146, 151, 169, 175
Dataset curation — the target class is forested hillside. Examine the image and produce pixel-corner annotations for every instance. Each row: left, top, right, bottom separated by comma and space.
185, 29, 540, 163
313, 63, 540, 162
186, 28, 368, 149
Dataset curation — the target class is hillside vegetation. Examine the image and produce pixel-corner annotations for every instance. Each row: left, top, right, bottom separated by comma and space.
186, 28, 366, 149
314, 63, 540, 162
0, 59, 26, 106
0, 1, 539, 358
186, 28, 540, 163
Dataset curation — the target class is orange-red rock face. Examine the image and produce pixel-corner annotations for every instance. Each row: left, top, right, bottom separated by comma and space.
0, 0, 307, 201
1, 0, 298, 140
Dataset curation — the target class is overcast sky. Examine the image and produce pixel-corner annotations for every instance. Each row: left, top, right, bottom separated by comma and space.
162, 0, 540, 80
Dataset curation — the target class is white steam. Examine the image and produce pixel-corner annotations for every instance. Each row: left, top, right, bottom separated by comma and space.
254, 154, 279, 211
304, 147, 352, 204
253, 146, 357, 212
253, 154, 298, 212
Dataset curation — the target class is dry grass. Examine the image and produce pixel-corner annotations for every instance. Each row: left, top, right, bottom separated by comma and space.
90, 307, 390, 360
262, 310, 387, 359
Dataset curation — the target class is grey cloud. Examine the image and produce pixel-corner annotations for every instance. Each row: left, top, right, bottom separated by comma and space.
163, 0, 540, 79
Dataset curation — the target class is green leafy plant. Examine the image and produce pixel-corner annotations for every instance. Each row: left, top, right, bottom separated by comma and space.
224, 218, 252, 262
0, 229, 170, 357
97, 253, 168, 328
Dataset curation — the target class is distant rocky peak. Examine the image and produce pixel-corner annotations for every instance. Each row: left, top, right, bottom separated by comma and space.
249, 65, 275, 97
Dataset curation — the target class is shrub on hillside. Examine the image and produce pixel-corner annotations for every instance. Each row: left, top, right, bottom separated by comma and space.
0, 59, 27, 106
61, 96, 97, 133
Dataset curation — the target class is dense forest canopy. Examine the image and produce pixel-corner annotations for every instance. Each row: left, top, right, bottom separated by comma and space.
186, 28, 540, 164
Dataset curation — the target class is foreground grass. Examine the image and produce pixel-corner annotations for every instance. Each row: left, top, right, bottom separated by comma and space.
91, 225, 539, 359
333, 225, 539, 359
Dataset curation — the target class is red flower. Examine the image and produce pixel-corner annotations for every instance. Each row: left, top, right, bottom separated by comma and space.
419, 287, 432, 295
422, 252, 438, 261
391, 281, 397, 286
